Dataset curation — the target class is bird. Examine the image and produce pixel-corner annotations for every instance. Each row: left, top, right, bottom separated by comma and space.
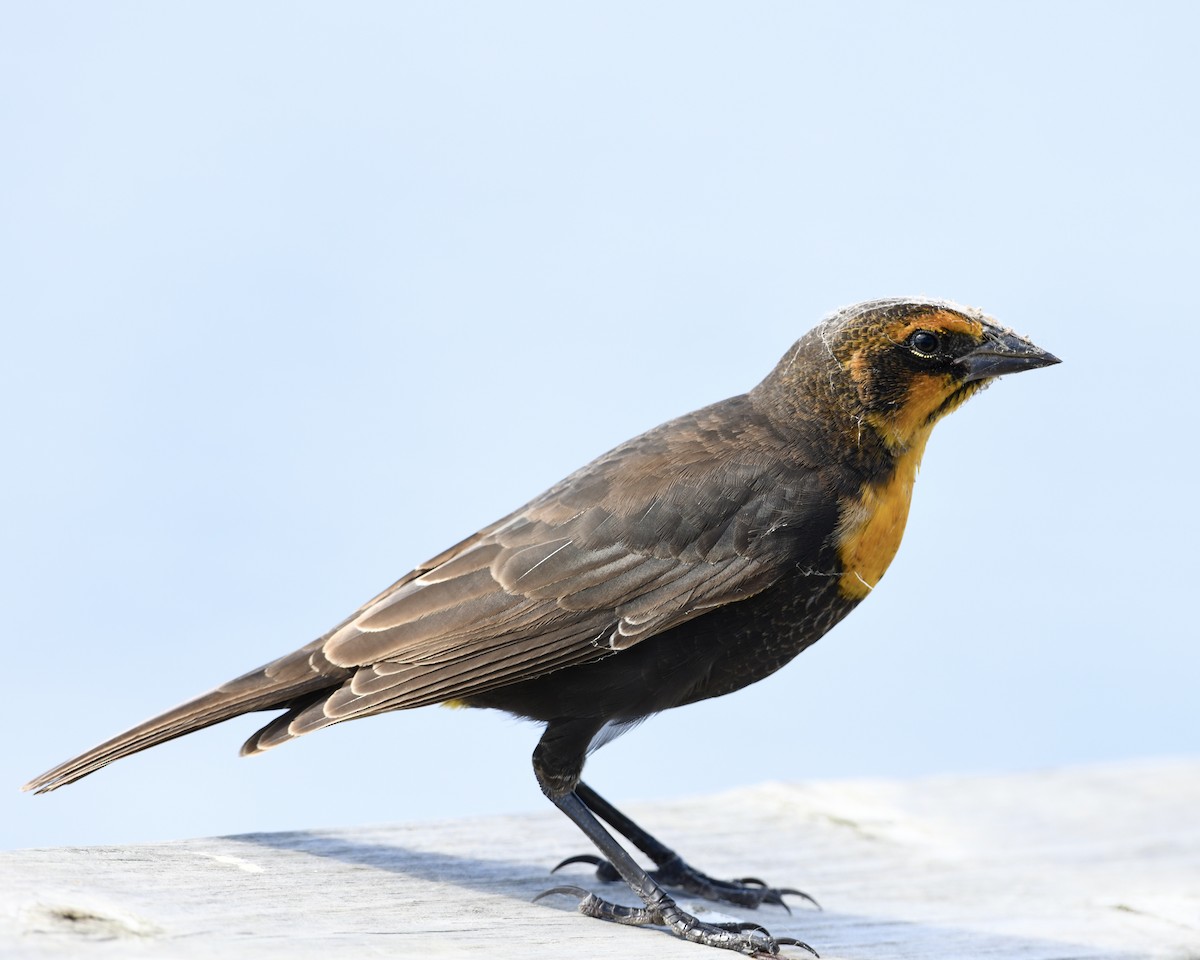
26, 297, 1059, 956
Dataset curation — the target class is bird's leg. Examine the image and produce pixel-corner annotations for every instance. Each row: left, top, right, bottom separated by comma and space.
538, 792, 815, 957
553, 782, 817, 912
531, 722, 814, 956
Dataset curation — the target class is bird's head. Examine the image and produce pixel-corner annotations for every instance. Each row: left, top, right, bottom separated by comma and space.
756, 298, 1060, 453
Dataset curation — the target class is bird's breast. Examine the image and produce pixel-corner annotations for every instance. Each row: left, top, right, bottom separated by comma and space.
833, 429, 931, 601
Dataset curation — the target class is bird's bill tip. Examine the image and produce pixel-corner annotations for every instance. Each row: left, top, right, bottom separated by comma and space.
957, 330, 1060, 383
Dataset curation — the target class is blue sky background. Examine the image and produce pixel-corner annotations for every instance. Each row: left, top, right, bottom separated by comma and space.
4, 2, 1196, 851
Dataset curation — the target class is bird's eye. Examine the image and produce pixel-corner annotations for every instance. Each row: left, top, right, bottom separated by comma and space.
909, 330, 940, 356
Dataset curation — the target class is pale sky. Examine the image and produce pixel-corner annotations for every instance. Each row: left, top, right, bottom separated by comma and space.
4, 1, 1197, 851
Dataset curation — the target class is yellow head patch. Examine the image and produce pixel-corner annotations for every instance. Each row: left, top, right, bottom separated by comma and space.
882, 310, 983, 349
840, 307, 990, 450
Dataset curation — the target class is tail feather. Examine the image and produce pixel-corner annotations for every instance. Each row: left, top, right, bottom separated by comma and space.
23, 643, 352, 794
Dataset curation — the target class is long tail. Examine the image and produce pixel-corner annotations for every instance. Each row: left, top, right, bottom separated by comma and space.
23, 640, 352, 794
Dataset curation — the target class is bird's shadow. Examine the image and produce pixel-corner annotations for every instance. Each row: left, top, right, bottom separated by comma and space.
231, 830, 1146, 959
232, 826, 561, 901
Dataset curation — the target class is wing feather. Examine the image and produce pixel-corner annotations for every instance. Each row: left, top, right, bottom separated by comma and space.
25, 395, 840, 786
264, 396, 834, 746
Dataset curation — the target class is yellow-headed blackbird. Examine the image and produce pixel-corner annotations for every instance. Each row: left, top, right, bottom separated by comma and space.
26, 298, 1058, 956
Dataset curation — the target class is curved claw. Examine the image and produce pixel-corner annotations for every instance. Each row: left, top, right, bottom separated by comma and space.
742, 882, 821, 913
775, 936, 820, 957
551, 854, 604, 873
775, 887, 821, 911
552, 853, 621, 883
532, 884, 592, 904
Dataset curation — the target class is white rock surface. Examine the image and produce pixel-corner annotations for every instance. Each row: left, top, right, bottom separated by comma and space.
3, 760, 1197, 959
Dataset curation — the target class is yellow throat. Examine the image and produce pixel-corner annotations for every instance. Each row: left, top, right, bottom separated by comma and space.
834, 425, 932, 601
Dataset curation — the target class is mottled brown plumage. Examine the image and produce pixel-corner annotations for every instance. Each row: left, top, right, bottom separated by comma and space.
25, 297, 1058, 957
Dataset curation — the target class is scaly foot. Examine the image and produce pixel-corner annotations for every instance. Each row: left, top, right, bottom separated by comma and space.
535, 884, 817, 957
553, 852, 819, 912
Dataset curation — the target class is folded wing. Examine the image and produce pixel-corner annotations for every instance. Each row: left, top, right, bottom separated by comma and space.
26, 399, 826, 791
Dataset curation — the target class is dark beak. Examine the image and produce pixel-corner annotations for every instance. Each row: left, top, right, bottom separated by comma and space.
957, 329, 1061, 383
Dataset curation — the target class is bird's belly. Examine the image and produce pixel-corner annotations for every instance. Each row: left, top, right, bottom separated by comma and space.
671, 570, 856, 705
465, 568, 857, 723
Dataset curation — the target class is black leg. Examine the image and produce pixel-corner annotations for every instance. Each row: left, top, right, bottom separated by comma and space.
537, 791, 815, 957
555, 782, 818, 912
530, 722, 815, 956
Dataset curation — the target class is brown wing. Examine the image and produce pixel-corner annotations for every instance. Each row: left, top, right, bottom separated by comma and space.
252, 397, 826, 748
25, 396, 828, 790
